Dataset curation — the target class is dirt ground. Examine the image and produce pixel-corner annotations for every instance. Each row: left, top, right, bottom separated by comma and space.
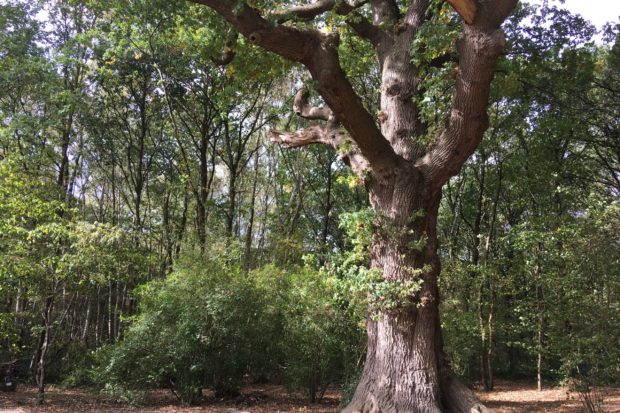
477, 381, 620, 413
1, 380, 619, 412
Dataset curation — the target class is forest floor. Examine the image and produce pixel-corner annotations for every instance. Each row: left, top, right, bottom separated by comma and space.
1, 380, 619, 412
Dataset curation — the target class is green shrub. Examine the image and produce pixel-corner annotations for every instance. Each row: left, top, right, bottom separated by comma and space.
92, 248, 261, 403
57, 343, 97, 388
278, 266, 364, 402
92, 245, 365, 404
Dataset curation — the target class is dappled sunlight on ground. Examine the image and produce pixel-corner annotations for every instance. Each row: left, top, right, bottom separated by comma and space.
0, 384, 340, 412
477, 380, 620, 413
1, 381, 619, 412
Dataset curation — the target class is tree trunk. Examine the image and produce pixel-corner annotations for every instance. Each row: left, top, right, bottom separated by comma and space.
176, 188, 189, 259
345, 172, 485, 413
81, 297, 91, 342
245, 147, 260, 269
536, 281, 544, 392
226, 172, 237, 238
36, 295, 54, 405
197, 135, 209, 252
487, 282, 495, 390
320, 156, 334, 262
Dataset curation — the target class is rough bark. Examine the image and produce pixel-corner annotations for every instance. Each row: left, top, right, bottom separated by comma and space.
188, 0, 518, 411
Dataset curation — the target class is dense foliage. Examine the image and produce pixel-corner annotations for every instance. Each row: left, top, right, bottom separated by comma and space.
92, 249, 363, 404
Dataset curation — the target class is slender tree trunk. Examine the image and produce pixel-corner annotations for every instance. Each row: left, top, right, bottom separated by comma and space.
197, 136, 209, 252
226, 173, 237, 238
116, 283, 126, 342
176, 188, 189, 259
245, 147, 260, 269
82, 297, 91, 342
111, 163, 118, 226
470, 159, 492, 391
477, 280, 489, 391
487, 282, 495, 390
162, 189, 174, 274
107, 279, 112, 342
536, 280, 544, 392
320, 157, 334, 262
482, 160, 502, 391
36, 295, 54, 405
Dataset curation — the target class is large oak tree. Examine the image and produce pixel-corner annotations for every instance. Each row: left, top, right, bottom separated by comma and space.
187, 0, 517, 411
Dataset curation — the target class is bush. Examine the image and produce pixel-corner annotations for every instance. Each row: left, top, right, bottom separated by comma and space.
93, 251, 260, 403
57, 343, 97, 388
276, 266, 364, 402
93, 246, 364, 404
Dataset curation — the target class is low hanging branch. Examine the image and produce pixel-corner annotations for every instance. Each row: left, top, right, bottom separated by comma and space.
270, 87, 369, 176
270, 0, 368, 24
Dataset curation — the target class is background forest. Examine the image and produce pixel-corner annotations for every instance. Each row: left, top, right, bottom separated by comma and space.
0, 0, 619, 407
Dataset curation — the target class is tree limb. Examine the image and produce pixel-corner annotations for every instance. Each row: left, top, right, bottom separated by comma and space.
270, 88, 370, 176
446, 0, 477, 25
270, 126, 370, 177
270, 0, 383, 46
346, 12, 385, 46
293, 87, 332, 121
418, 0, 518, 189
271, 0, 338, 23
270, 126, 334, 148
270, 0, 370, 23
189, 0, 401, 177
190, 0, 318, 64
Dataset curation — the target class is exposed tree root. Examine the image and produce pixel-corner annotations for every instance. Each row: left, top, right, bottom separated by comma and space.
342, 370, 487, 413
441, 374, 489, 413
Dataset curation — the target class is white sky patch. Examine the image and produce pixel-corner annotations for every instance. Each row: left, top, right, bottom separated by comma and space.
530, 0, 620, 29
25, 0, 620, 32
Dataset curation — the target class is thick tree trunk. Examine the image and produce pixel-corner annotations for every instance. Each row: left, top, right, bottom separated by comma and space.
345, 172, 484, 413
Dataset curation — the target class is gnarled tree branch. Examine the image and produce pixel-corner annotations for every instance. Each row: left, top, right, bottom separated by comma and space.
271, 0, 384, 48
418, 0, 518, 190
271, 0, 337, 23
189, 0, 401, 177
293, 87, 332, 121
270, 125, 335, 148
270, 88, 369, 176
271, 0, 367, 23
